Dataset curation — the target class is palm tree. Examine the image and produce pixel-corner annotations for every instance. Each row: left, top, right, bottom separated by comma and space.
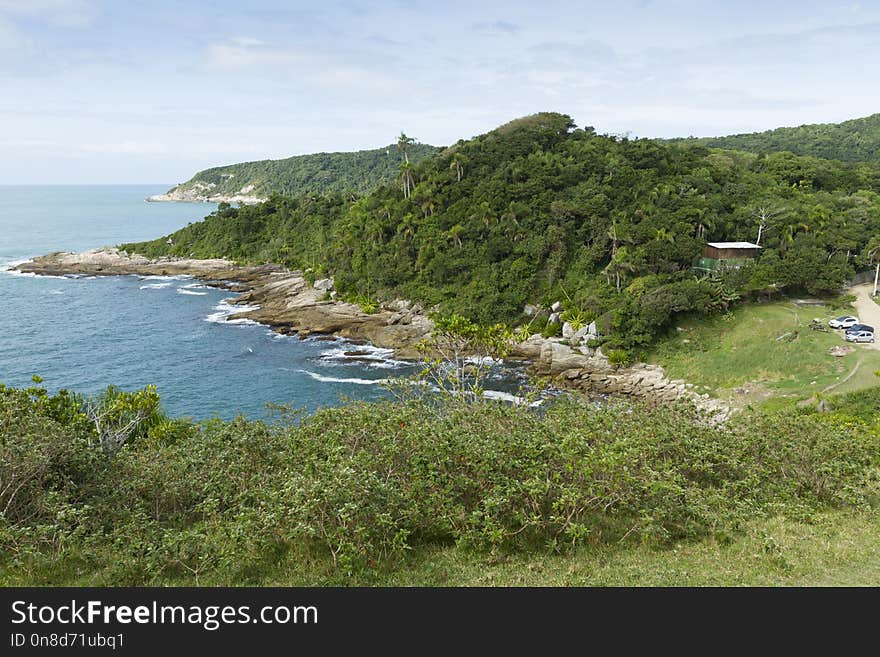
449, 153, 465, 182
398, 161, 414, 199
447, 224, 465, 249
604, 246, 638, 292
396, 213, 417, 247
397, 132, 416, 164
608, 219, 620, 257
419, 198, 436, 218
653, 227, 675, 244
781, 222, 810, 253
694, 209, 715, 240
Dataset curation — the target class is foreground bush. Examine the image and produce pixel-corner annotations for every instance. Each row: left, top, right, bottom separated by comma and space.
1, 384, 878, 582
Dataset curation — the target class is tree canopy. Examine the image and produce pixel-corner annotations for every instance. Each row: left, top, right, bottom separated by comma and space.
126, 112, 880, 350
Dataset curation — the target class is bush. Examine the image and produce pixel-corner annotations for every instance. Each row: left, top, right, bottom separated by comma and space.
2, 383, 878, 583
542, 321, 562, 338
606, 348, 634, 367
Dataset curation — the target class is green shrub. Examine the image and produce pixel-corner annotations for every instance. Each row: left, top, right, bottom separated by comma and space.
606, 348, 634, 367
542, 321, 562, 338
2, 382, 878, 583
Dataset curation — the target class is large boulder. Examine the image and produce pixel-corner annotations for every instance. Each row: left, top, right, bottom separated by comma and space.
313, 277, 334, 292
512, 333, 546, 359
539, 341, 588, 374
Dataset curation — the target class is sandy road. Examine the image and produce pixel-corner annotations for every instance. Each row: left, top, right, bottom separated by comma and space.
850, 283, 880, 350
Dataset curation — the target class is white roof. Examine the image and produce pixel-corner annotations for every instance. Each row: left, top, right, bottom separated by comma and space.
706, 241, 761, 249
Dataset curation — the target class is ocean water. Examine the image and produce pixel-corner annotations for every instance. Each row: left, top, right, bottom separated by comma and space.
0, 185, 432, 419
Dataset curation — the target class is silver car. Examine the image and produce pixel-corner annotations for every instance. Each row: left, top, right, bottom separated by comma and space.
845, 330, 875, 343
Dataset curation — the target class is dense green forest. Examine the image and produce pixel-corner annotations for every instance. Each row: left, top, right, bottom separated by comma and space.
126, 112, 880, 352
161, 142, 440, 199
2, 379, 878, 585
673, 113, 880, 164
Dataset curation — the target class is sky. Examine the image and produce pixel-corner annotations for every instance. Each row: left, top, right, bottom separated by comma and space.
2, 0, 879, 184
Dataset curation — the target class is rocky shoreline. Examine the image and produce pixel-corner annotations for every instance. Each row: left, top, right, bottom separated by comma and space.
13, 248, 730, 419
146, 182, 265, 205
14, 248, 434, 358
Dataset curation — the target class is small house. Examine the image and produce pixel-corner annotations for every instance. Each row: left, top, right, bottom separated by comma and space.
694, 241, 761, 272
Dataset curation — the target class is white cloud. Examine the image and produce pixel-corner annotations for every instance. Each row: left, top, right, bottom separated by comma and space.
203, 37, 303, 73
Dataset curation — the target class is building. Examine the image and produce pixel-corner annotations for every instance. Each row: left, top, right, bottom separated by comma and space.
694, 241, 761, 272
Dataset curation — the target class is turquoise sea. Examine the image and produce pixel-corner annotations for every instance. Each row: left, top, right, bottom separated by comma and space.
0, 185, 439, 419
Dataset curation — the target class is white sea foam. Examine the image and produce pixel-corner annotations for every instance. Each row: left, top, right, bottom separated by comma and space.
177, 288, 207, 296
181, 282, 211, 290
482, 389, 543, 407
48, 289, 65, 295
139, 282, 172, 290
139, 274, 193, 281
465, 355, 502, 366
318, 343, 409, 369
297, 369, 388, 385
204, 300, 261, 325
0, 260, 71, 280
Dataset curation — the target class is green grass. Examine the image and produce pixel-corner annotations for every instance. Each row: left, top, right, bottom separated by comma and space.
5, 510, 879, 586
361, 511, 880, 587
646, 300, 880, 405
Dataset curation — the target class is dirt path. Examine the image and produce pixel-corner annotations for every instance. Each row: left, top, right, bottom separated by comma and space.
822, 357, 863, 393
850, 283, 880, 351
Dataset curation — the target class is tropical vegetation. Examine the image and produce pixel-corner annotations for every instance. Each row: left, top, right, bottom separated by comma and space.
160, 142, 439, 199
2, 378, 878, 585
673, 112, 880, 164
126, 112, 880, 352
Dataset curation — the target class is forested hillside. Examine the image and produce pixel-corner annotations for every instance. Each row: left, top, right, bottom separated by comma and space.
157, 142, 440, 200
126, 113, 880, 352
674, 113, 880, 164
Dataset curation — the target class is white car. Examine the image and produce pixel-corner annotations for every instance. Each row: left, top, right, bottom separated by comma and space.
845, 330, 875, 343
829, 315, 859, 329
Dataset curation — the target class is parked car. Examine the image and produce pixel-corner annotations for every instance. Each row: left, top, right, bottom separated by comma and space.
845, 323, 874, 335
845, 330, 875, 343
829, 315, 859, 328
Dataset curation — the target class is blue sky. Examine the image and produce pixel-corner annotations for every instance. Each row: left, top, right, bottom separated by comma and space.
2, 0, 879, 184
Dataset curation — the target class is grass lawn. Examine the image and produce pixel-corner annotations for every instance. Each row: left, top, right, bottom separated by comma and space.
8, 510, 878, 586
355, 510, 880, 587
646, 300, 880, 406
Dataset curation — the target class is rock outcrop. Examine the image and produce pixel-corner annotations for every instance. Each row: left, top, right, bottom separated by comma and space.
146, 181, 265, 205
512, 335, 731, 422
14, 248, 433, 357
15, 249, 731, 416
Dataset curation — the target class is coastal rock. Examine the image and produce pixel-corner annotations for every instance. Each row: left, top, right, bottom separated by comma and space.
14, 248, 434, 358
551, 301, 562, 313
313, 278, 334, 292
513, 332, 731, 421
146, 181, 265, 205
16, 249, 732, 420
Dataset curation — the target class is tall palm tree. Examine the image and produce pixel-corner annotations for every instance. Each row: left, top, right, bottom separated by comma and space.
450, 153, 465, 182
398, 161, 414, 199
397, 132, 415, 164
604, 246, 638, 292
420, 198, 436, 218
447, 224, 465, 249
